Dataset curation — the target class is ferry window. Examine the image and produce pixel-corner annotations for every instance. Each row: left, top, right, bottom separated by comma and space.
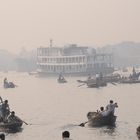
72, 57, 75, 63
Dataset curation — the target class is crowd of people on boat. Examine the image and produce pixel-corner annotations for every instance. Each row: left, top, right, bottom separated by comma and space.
0, 97, 22, 124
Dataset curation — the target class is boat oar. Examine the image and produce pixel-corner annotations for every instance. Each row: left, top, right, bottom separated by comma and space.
111, 82, 117, 85
79, 121, 89, 127
78, 83, 86, 87
22, 121, 28, 125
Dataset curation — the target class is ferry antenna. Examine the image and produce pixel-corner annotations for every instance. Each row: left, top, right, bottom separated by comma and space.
50, 39, 53, 47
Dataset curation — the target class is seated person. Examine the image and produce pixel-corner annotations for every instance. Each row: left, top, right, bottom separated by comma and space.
99, 107, 108, 117
7, 111, 22, 123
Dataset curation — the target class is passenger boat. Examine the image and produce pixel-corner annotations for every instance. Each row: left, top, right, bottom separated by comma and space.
0, 121, 23, 131
87, 112, 116, 127
37, 43, 114, 76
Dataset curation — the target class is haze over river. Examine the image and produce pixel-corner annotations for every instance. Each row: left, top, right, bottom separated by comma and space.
0, 72, 139, 140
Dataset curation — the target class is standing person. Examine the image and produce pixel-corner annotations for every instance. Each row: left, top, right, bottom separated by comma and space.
3, 78, 8, 84
3, 78, 8, 88
1, 100, 10, 122
62, 131, 71, 140
0, 133, 5, 140
106, 100, 118, 115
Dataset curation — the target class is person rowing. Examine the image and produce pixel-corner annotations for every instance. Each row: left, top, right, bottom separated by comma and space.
7, 111, 22, 123
7, 111, 28, 125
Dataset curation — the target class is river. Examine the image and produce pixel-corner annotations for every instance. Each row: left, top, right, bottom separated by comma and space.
0, 72, 139, 140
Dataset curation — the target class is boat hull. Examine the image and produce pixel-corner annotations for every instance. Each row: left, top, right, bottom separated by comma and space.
57, 79, 67, 83
87, 79, 107, 88
0, 122, 23, 131
87, 112, 116, 127
4, 82, 15, 88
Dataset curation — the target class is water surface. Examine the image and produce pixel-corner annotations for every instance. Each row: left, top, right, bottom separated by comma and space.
0, 72, 139, 140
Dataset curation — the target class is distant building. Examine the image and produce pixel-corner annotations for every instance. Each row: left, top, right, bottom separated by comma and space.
37, 44, 114, 76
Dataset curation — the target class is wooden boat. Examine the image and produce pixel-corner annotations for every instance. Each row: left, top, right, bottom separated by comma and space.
86, 79, 107, 88
4, 82, 16, 88
57, 78, 67, 83
87, 112, 116, 127
0, 121, 23, 131
57, 74, 67, 83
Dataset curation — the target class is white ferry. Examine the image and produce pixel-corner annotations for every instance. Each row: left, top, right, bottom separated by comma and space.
37, 44, 114, 76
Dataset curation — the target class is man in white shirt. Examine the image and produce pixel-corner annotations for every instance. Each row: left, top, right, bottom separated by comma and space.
100, 107, 108, 117
106, 100, 118, 115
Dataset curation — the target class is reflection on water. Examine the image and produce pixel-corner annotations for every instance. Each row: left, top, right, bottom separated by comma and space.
101, 125, 116, 136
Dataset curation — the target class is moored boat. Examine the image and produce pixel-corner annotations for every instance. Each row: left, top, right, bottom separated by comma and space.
87, 112, 116, 127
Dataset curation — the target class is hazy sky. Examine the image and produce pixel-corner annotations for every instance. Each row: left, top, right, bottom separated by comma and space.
0, 0, 140, 53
